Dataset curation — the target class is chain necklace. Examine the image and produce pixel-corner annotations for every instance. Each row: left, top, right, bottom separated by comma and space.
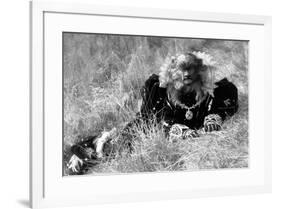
168, 94, 207, 120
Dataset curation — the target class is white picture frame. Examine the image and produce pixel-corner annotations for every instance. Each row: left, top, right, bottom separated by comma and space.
30, 1, 272, 208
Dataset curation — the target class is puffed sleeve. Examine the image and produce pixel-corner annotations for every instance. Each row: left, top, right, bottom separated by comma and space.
210, 78, 239, 120
202, 78, 238, 132
140, 74, 167, 118
211, 78, 238, 120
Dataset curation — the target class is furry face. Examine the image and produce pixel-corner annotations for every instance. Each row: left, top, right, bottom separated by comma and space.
160, 54, 204, 88
159, 52, 215, 104
175, 54, 202, 86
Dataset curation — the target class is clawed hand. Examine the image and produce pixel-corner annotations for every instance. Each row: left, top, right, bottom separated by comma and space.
169, 124, 199, 142
67, 154, 84, 173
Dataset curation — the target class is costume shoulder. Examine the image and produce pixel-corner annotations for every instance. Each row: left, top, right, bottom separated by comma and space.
141, 73, 167, 99
211, 78, 239, 119
140, 74, 159, 99
144, 74, 160, 90
140, 74, 167, 118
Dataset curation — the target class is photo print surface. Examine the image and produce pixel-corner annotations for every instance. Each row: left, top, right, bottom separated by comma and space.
63, 32, 248, 176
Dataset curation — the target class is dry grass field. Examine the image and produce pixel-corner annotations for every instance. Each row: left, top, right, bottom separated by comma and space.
63, 33, 248, 175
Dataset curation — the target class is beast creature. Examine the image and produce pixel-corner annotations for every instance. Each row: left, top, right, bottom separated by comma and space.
67, 52, 239, 174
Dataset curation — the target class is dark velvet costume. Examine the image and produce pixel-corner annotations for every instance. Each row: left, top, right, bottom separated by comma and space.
138, 74, 238, 129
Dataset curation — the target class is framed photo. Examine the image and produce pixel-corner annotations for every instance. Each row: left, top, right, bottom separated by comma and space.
30, 1, 272, 208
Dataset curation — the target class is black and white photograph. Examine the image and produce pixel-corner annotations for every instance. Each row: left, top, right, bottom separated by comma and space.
63, 32, 248, 176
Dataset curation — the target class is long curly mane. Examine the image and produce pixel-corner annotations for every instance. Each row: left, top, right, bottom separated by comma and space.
159, 52, 216, 103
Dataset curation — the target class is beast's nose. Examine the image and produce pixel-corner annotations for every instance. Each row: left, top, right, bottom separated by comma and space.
183, 73, 191, 80
183, 72, 190, 79
183, 71, 189, 77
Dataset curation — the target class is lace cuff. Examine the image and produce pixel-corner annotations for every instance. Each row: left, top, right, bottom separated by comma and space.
204, 114, 222, 127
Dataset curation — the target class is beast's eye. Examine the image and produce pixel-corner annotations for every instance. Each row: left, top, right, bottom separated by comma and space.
186, 67, 195, 74
178, 62, 188, 69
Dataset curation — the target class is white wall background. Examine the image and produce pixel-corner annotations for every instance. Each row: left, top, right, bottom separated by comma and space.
0, 0, 279, 208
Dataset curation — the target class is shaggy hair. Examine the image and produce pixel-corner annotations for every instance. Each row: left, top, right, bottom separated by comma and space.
159, 52, 216, 103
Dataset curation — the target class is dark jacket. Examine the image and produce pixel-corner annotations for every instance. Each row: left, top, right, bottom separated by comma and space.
138, 74, 238, 130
